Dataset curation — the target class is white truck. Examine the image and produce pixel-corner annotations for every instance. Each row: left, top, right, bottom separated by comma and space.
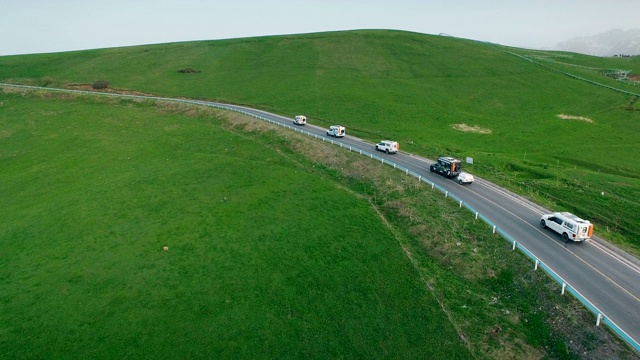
540, 212, 593, 242
375, 140, 399, 154
293, 115, 307, 125
327, 125, 345, 137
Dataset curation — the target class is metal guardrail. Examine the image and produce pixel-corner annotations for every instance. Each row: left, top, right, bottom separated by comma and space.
504, 51, 640, 98
2, 82, 638, 352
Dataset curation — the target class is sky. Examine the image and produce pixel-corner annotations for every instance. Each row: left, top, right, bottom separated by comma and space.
1, 0, 638, 56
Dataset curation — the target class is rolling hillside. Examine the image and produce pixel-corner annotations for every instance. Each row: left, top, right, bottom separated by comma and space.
1, 30, 638, 250
2, 31, 640, 358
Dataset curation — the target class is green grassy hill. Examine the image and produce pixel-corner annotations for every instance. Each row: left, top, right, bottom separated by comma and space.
2, 30, 640, 358
1, 30, 638, 251
0, 92, 474, 358
1, 80, 637, 358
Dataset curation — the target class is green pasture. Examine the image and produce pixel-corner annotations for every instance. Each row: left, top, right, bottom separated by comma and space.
1, 30, 638, 251
0, 93, 471, 359
2, 89, 637, 359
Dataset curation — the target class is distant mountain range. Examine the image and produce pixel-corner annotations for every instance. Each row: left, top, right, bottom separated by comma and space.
555, 29, 640, 57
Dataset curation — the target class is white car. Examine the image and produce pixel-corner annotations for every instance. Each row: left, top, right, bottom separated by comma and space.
456, 172, 474, 184
327, 125, 345, 137
540, 212, 593, 242
375, 140, 399, 154
293, 115, 307, 125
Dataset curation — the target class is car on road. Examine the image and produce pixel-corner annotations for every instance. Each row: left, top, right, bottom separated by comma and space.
327, 125, 345, 137
375, 140, 399, 154
456, 172, 474, 184
293, 115, 307, 125
540, 212, 593, 242
430, 156, 462, 178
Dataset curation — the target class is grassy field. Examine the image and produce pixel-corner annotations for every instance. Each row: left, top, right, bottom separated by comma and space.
0, 92, 474, 359
2, 30, 640, 359
1, 30, 638, 252
2, 90, 637, 359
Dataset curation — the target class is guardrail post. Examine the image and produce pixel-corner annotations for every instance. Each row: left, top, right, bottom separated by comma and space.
561, 283, 566, 295
512, 240, 516, 250
596, 313, 602, 326
535, 259, 539, 270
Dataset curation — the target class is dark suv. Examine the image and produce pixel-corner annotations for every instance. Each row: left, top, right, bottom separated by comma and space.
429, 156, 462, 178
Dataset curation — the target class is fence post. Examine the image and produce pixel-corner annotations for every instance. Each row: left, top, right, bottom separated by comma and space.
432, 183, 435, 189
445, 191, 448, 198
561, 283, 566, 295
475, 212, 478, 220
596, 313, 602, 326
493, 225, 496, 233
459, 200, 463, 208
535, 259, 539, 270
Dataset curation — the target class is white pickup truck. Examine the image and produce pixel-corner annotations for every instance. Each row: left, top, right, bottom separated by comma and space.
293, 115, 307, 125
327, 125, 345, 137
540, 212, 593, 242
375, 140, 399, 154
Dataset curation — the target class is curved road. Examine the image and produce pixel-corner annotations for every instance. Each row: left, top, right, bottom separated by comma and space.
2, 84, 639, 351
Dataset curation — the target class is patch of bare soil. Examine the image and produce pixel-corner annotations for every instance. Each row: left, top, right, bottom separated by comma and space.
451, 123, 492, 134
65, 84, 158, 97
557, 114, 594, 123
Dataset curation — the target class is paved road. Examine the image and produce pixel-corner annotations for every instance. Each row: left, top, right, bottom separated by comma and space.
205, 102, 640, 350
2, 84, 639, 350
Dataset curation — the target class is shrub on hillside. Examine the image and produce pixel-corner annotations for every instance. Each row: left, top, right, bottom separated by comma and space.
92, 80, 109, 89
177, 68, 200, 73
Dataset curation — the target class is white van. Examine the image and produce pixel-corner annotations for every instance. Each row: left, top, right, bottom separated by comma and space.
293, 115, 307, 125
375, 140, 399, 154
327, 125, 345, 137
540, 212, 593, 242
